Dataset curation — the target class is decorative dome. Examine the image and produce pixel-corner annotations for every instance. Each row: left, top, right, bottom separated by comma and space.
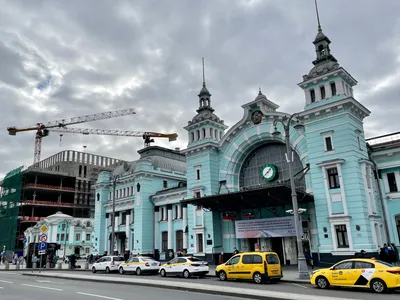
255, 90, 267, 101
191, 109, 221, 123
308, 60, 339, 78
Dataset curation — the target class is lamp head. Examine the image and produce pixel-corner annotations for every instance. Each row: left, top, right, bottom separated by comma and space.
272, 126, 281, 137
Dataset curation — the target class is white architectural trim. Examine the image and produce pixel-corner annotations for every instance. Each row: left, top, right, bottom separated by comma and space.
329, 217, 353, 252
336, 163, 348, 216
316, 159, 345, 167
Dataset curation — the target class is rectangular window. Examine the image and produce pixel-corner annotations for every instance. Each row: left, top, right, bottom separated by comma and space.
60, 234, 65, 241
85, 248, 90, 254
160, 208, 164, 221
175, 205, 179, 219
330, 82, 337, 96
176, 230, 183, 250
320, 85, 326, 99
57, 234, 60, 241
84, 166, 87, 178
62, 223, 66, 230
357, 136, 362, 150
310, 89, 315, 103
195, 191, 201, 198
163, 180, 168, 189
196, 169, 201, 180
335, 225, 349, 248
161, 231, 168, 252
327, 167, 340, 189
79, 165, 82, 177
66, 233, 69, 241
121, 212, 127, 225
76, 233, 81, 241
197, 233, 204, 253
86, 234, 91, 241
180, 205, 183, 219
325, 136, 333, 151
387, 173, 398, 192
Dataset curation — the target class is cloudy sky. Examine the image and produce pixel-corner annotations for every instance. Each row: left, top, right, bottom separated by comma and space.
0, 0, 399, 178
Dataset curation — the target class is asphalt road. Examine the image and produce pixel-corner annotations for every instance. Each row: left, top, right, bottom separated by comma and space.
0, 272, 250, 300
0, 271, 399, 300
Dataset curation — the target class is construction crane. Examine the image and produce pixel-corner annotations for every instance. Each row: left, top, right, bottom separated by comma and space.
48, 127, 178, 147
7, 108, 137, 165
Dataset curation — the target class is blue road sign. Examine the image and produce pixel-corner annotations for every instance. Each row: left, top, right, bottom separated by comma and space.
38, 242, 47, 251
23, 237, 27, 244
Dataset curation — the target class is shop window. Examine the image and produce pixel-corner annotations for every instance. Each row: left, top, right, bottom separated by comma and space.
335, 225, 349, 248
161, 231, 168, 252
176, 230, 183, 250
387, 173, 398, 192
320, 85, 326, 99
327, 167, 340, 189
330, 82, 337, 96
310, 89, 315, 103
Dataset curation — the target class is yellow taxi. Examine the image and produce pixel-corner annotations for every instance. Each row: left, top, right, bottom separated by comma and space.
118, 256, 160, 275
159, 256, 209, 278
310, 258, 400, 293
215, 251, 282, 284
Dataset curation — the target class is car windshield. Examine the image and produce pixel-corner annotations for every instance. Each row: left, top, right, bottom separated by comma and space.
375, 260, 394, 267
113, 257, 125, 261
187, 257, 202, 262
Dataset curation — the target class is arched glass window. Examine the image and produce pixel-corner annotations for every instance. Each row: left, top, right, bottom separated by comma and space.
239, 143, 305, 190
196, 130, 200, 140
202, 128, 206, 139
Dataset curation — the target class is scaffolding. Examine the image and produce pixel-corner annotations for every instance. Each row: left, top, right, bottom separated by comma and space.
0, 166, 23, 252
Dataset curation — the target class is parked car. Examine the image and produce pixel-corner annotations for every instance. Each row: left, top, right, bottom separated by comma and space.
92, 256, 125, 273
159, 256, 209, 278
215, 251, 282, 284
119, 256, 160, 275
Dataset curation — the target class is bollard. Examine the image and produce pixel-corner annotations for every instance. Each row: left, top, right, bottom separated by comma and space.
84, 262, 89, 270
57, 262, 62, 269
4, 262, 9, 270
33, 262, 37, 269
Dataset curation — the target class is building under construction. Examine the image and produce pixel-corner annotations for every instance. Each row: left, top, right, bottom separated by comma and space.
0, 150, 125, 252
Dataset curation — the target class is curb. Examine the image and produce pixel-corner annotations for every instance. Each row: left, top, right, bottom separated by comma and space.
20, 273, 319, 300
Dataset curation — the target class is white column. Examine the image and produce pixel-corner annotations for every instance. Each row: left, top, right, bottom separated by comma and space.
325, 82, 332, 98
183, 205, 188, 249
154, 210, 160, 250
167, 208, 173, 249
125, 215, 130, 248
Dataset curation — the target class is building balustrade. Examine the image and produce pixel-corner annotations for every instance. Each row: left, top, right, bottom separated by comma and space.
25, 183, 75, 192
23, 200, 74, 207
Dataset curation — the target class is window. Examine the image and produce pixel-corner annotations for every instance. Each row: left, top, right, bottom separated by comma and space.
333, 261, 352, 270
191, 132, 194, 142
327, 167, 340, 189
60, 234, 65, 241
174, 205, 179, 219
176, 230, 183, 250
202, 128, 206, 138
121, 212, 127, 225
387, 173, 398, 192
242, 255, 262, 264
210, 128, 213, 138
85, 248, 90, 254
56, 234, 60, 241
163, 180, 168, 189
86, 234, 91, 241
310, 89, 315, 103
357, 136, 362, 150
197, 233, 203, 253
195, 191, 201, 198
196, 130, 200, 140
320, 86, 326, 99
325, 136, 333, 151
79, 165, 82, 177
160, 208, 164, 221
330, 82, 337, 96
84, 166, 87, 178
76, 233, 81, 241
66, 233, 69, 241
354, 261, 374, 269
335, 225, 349, 248
62, 223, 66, 230
229, 256, 240, 265
196, 169, 201, 180
177, 258, 186, 263
266, 254, 279, 264
161, 232, 168, 252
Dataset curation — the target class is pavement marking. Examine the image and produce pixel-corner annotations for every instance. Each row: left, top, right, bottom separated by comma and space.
76, 292, 123, 300
36, 280, 64, 284
0, 280, 13, 284
292, 283, 308, 289
21, 284, 63, 291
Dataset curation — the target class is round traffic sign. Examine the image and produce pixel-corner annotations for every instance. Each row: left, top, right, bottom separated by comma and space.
39, 234, 47, 242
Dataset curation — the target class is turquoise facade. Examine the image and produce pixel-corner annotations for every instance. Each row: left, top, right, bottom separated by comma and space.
93, 24, 399, 265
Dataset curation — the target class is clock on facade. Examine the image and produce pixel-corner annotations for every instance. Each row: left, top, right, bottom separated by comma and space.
260, 164, 278, 182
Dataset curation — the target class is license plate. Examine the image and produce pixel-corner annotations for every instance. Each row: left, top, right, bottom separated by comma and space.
272, 270, 278, 274
152, 263, 157, 266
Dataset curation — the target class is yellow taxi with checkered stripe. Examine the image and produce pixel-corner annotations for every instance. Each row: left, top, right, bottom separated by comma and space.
118, 256, 160, 275
310, 258, 400, 293
159, 256, 209, 278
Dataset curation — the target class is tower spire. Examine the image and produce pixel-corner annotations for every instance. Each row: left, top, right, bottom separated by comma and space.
314, 0, 322, 32
202, 57, 206, 87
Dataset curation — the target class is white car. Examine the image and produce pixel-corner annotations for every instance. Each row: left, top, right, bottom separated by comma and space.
119, 256, 160, 275
159, 256, 209, 278
92, 256, 125, 273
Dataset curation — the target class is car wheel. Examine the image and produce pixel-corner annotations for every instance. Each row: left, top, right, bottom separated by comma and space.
136, 267, 142, 275
105, 267, 110, 274
119, 267, 124, 275
316, 276, 330, 289
160, 269, 166, 277
183, 269, 191, 279
253, 272, 263, 284
370, 278, 387, 293
218, 271, 227, 281
92, 267, 97, 273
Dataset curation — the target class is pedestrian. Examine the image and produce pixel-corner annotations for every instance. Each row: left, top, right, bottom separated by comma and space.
233, 247, 239, 256
218, 252, 225, 265
304, 249, 314, 269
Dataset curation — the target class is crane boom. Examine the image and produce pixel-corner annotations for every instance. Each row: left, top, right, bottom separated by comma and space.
48, 127, 178, 141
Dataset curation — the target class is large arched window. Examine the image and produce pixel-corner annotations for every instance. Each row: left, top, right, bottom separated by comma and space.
239, 143, 305, 190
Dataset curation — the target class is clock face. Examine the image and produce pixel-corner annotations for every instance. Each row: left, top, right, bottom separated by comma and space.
261, 164, 278, 182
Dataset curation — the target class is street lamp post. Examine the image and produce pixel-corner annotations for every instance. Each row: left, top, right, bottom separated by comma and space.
273, 113, 309, 280
110, 176, 118, 255
63, 219, 70, 260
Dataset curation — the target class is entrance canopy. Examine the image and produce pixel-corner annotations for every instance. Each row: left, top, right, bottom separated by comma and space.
181, 184, 313, 212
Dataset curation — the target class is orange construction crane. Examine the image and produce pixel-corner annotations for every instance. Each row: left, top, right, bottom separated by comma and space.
48, 127, 178, 147
7, 108, 177, 166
